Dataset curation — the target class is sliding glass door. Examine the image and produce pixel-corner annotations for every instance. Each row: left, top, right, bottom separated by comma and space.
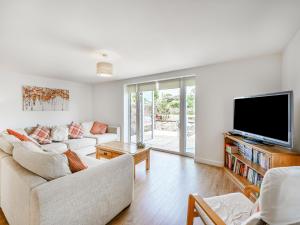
185, 81, 195, 154
148, 83, 181, 152
128, 77, 195, 156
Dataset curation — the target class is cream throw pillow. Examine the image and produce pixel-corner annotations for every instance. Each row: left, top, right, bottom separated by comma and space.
51, 126, 69, 142
81, 121, 94, 136
13, 142, 71, 180
0, 135, 20, 155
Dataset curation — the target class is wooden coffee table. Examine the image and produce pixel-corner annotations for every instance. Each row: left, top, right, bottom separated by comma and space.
96, 141, 151, 177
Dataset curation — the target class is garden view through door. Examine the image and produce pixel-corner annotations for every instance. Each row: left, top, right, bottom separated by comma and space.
128, 77, 195, 155
144, 87, 180, 152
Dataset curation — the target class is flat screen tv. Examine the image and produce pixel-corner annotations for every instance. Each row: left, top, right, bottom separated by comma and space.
233, 91, 293, 148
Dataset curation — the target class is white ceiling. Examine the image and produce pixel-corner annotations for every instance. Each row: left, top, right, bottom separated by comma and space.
0, 0, 300, 83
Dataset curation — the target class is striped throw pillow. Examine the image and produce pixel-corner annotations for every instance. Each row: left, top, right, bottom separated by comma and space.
30, 126, 52, 144
69, 122, 84, 139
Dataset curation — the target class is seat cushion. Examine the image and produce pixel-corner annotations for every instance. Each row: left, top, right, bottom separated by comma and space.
42, 142, 68, 154
85, 133, 118, 145
80, 155, 105, 167
73, 146, 96, 156
195, 192, 253, 225
64, 138, 96, 150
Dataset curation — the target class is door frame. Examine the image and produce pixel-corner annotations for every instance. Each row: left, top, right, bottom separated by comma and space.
128, 77, 195, 156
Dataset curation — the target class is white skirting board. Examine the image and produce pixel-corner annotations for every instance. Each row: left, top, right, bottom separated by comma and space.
195, 157, 223, 167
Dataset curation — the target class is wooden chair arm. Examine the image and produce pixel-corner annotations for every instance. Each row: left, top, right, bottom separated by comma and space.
244, 185, 260, 198
189, 194, 226, 225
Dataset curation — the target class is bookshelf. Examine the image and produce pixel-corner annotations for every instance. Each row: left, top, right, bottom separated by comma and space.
224, 133, 300, 195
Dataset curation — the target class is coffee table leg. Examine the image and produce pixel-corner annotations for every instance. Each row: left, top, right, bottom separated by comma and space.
146, 150, 150, 170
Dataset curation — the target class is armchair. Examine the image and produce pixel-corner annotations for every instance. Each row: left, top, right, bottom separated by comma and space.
187, 167, 300, 225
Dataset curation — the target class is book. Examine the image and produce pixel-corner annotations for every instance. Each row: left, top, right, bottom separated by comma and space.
225, 144, 238, 154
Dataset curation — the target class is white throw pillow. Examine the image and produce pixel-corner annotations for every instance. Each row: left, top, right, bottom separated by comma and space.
51, 126, 69, 142
13, 142, 71, 180
81, 121, 94, 135
0, 135, 20, 155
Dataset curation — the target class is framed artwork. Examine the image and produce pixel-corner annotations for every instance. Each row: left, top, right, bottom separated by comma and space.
23, 86, 69, 111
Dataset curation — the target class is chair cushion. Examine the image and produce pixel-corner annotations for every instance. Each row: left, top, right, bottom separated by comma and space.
64, 138, 96, 150
12, 142, 71, 180
195, 192, 253, 225
259, 167, 300, 225
85, 133, 118, 145
42, 142, 68, 154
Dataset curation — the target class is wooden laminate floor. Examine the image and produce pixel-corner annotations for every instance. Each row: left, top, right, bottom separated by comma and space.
0, 151, 239, 225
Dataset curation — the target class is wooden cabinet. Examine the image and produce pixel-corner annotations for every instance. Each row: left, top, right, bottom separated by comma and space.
224, 133, 300, 194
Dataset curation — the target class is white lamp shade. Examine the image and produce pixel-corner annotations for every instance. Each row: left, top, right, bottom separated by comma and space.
97, 62, 113, 77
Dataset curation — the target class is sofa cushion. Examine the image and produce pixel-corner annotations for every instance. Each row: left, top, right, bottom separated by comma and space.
73, 146, 96, 156
80, 155, 105, 167
0, 135, 21, 155
90, 121, 108, 135
81, 121, 94, 136
85, 133, 118, 145
42, 142, 68, 154
51, 126, 69, 142
13, 142, 71, 180
64, 138, 96, 150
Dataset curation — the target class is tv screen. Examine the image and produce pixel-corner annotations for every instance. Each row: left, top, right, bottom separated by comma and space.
233, 91, 293, 148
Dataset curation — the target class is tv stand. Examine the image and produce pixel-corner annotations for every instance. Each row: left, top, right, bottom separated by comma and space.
223, 133, 300, 200
243, 137, 274, 146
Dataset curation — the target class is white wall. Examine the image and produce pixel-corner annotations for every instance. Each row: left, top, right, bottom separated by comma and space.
0, 71, 93, 130
282, 29, 300, 150
93, 54, 282, 166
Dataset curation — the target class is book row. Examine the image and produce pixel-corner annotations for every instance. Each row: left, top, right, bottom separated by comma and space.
225, 153, 263, 188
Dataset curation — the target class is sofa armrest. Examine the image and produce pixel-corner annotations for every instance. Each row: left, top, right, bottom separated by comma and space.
107, 126, 121, 140
30, 154, 134, 225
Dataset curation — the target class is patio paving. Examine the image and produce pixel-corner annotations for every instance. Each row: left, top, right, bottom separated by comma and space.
132, 130, 195, 153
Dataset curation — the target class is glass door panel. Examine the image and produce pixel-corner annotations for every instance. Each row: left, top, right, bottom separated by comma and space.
129, 92, 137, 143
142, 91, 154, 142
185, 85, 195, 153
144, 88, 180, 152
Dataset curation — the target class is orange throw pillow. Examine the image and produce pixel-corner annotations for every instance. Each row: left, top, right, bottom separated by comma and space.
90, 121, 108, 135
7, 129, 30, 141
64, 150, 87, 173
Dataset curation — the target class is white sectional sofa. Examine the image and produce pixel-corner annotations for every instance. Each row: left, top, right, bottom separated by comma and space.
20, 121, 121, 155
0, 152, 133, 225
0, 122, 133, 225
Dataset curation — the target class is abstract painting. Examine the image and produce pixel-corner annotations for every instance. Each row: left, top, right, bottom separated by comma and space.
23, 86, 69, 111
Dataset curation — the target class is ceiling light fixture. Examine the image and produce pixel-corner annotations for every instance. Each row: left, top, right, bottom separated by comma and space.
96, 53, 113, 77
